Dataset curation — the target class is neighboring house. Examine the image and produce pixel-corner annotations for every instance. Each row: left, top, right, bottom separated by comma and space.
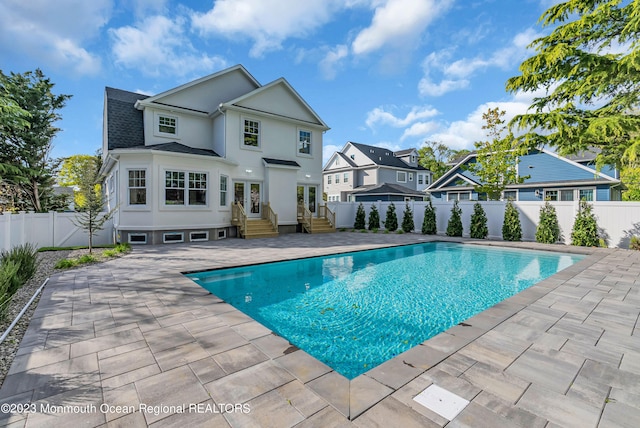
427, 148, 621, 202
323, 142, 431, 202
100, 65, 330, 244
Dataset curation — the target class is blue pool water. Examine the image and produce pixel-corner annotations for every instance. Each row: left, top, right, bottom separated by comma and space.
186, 242, 584, 379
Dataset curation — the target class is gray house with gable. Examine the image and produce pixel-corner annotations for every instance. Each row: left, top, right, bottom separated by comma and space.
323, 142, 431, 202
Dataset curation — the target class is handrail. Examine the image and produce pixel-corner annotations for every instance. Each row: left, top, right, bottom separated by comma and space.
297, 203, 313, 233
262, 202, 278, 232
232, 202, 247, 238
323, 204, 336, 228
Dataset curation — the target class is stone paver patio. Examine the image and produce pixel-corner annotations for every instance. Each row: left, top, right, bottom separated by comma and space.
1, 233, 639, 427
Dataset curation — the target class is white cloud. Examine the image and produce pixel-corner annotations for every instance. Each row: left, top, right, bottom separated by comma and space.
419, 28, 542, 97
109, 15, 227, 77
323, 143, 343, 166
426, 100, 533, 150
191, 0, 342, 57
319, 45, 349, 80
366, 105, 439, 128
400, 122, 439, 141
351, 0, 453, 55
0, 0, 110, 75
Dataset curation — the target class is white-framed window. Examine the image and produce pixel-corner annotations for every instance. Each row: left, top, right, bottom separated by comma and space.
343, 173, 349, 183
165, 171, 185, 205
335, 174, 340, 184
243, 119, 260, 147
544, 190, 558, 201
448, 191, 471, 201
220, 175, 228, 207
502, 190, 518, 201
156, 114, 177, 136
165, 170, 208, 206
128, 170, 147, 205
579, 188, 594, 201
190, 231, 209, 242
411, 155, 417, 163
128, 233, 147, 244
163, 232, 184, 243
397, 171, 407, 183
327, 175, 332, 185
189, 173, 207, 205
298, 130, 311, 155
418, 174, 424, 185
409, 173, 413, 182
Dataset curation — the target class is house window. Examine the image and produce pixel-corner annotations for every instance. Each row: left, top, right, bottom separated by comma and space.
190, 231, 209, 242
298, 130, 311, 155
560, 189, 574, 201
335, 174, 340, 184
128, 170, 146, 205
397, 171, 407, 183
327, 175, 332, 185
243, 119, 260, 147
189, 173, 207, 205
343, 173, 349, 183
544, 190, 558, 201
448, 191, 471, 201
411, 155, 416, 163
165, 171, 208, 206
165, 171, 185, 205
409, 173, 413, 182
163, 232, 184, 243
418, 174, 424, 185
502, 190, 517, 201
128, 233, 147, 244
158, 115, 177, 135
579, 189, 594, 201
220, 175, 228, 206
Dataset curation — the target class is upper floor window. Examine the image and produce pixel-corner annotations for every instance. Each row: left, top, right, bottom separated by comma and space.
327, 175, 332, 185
411, 155, 416, 163
418, 174, 424, 185
128, 170, 146, 205
397, 171, 407, 183
158, 115, 177, 135
409, 173, 413, 182
343, 173, 349, 183
244, 119, 260, 147
335, 174, 340, 183
220, 175, 228, 206
298, 130, 311, 155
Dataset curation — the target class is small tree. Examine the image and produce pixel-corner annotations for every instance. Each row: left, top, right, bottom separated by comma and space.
354, 203, 366, 229
571, 200, 599, 247
72, 187, 114, 253
368, 204, 380, 230
422, 199, 437, 235
401, 202, 414, 233
536, 202, 560, 244
502, 200, 522, 241
469, 202, 488, 239
384, 203, 398, 231
446, 200, 463, 237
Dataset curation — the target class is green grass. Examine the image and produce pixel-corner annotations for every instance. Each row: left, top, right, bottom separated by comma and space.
54, 242, 132, 270
39, 244, 117, 252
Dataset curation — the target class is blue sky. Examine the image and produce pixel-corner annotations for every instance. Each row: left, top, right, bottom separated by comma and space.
1, 0, 559, 164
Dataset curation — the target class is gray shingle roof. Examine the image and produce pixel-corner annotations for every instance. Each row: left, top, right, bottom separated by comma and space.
262, 158, 300, 167
105, 87, 149, 150
350, 142, 426, 170
350, 183, 425, 196
116, 142, 220, 157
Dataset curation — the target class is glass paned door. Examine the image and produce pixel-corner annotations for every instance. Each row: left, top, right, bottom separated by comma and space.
297, 185, 317, 214
308, 186, 316, 213
235, 181, 261, 217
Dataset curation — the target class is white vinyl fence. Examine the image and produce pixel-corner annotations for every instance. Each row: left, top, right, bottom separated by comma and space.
327, 200, 640, 249
0, 211, 114, 251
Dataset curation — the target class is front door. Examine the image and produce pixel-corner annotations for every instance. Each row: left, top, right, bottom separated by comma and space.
235, 182, 261, 218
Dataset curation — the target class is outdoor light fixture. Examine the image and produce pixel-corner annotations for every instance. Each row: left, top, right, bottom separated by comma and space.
305, 174, 311, 178
245, 169, 252, 174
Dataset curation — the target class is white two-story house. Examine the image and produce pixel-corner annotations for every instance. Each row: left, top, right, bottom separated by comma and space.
323, 142, 431, 202
101, 65, 330, 244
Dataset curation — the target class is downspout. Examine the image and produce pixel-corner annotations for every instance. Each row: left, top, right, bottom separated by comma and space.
217, 104, 226, 158
101, 154, 120, 242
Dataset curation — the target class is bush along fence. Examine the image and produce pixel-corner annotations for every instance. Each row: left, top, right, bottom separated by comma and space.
328, 199, 640, 249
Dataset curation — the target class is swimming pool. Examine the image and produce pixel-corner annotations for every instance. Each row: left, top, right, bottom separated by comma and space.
186, 242, 584, 379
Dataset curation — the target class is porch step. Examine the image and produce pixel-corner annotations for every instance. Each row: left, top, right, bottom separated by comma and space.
309, 218, 336, 233
242, 219, 279, 239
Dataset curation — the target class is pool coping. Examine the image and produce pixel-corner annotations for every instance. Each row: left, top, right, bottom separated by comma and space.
183, 239, 603, 420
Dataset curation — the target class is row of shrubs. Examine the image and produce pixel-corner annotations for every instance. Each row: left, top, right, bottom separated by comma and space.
0, 243, 39, 317
353, 200, 604, 246
54, 242, 131, 269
